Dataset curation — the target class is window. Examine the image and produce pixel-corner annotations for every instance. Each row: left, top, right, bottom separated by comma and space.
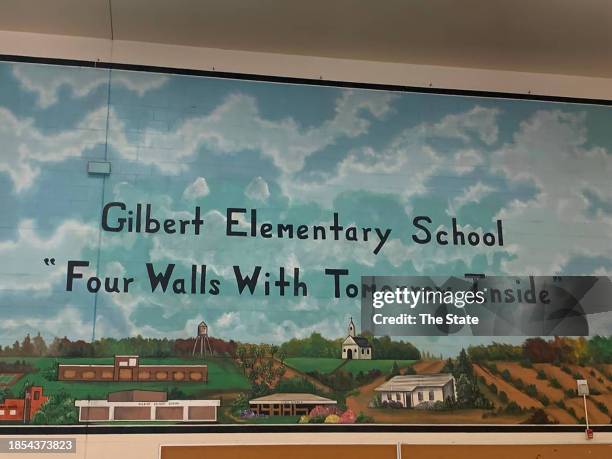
418, 392, 423, 401
0, 410, 4, 415
429, 391, 435, 401
34, 392, 40, 400
129, 358, 137, 367
367, 348, 370, 354
9, 410, 16, 415
119, 361, 128, 367
361, 348, 364, 354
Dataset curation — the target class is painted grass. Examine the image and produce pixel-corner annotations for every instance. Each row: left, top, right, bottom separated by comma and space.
0, 374, 16, 384
0, 357, 250, 398
342, 359, 417, 375
284, 358, 345, 374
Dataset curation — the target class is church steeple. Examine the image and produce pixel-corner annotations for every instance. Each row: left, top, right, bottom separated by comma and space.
348, 317, 356, 337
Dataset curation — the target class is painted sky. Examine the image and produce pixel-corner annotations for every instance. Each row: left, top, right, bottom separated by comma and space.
0, 61, 611, 356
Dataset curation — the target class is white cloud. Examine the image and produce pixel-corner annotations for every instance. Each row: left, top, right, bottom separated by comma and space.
0, 106, 108, 192
447, 182, 496, 214
278, 105, 498, 207
12, 64, 168, 108
425, 105, 500, 145
183, 177, 210, 199
492, 110, 612, 274
0, 219, 98, 292
245, 176, 270, 201
111, 90, 397, 176
0, 306, 93, 343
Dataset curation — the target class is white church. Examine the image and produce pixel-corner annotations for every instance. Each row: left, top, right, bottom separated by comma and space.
341, 318, 372, 360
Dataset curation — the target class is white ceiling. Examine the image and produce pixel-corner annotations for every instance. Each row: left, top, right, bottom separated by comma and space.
0, 0, 611, 78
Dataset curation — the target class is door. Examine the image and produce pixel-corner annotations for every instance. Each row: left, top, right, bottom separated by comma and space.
347, 349, 353, 359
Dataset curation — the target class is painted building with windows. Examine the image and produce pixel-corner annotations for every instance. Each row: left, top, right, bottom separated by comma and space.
341, 318, 372, 360
58, 355, 207, 383
249, 393, 337, 416
374, 374, 456, 408
75, 390, 220, 422
0, 386, 48, 422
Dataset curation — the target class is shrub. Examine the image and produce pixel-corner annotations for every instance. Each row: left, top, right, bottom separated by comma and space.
550, 378, 562, 389
499, 391, 509, 403
520, 360, 533, 369
324, 414, 340, 423
514, 378, 525, 390
567, 407, 577, 419
356, 412, 374, 423
561, 365, 572, 375
526, 384, 538, 398
538, 394, 550, 406
503, 401, 523, 415
564, 389, 576, 398
489, 382, 498, 394
536, 369, 547, 380
501, 369, 512, 382
594, 400, 609, 415
524, 409, 556, 424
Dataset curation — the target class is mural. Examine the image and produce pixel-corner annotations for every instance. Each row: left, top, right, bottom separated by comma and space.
0, 60, 612, 427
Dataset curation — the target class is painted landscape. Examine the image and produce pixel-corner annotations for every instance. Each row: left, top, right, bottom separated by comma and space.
1, 329, 611, 425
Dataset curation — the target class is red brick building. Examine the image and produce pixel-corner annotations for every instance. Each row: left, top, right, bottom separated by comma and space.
58, 355, 207, 383
0, 386, 48, 422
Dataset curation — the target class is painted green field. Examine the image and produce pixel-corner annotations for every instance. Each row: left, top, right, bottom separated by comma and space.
342, 359, 417, 375
284, 358, 344, 374
0, 357, 250, 399
0, 373, 16, 384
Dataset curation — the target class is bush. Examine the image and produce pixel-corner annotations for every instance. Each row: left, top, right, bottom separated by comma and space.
536, 369, 547, 380
594, 400, 609, 415
503, 401, 523, 415
538, 394, 550, 406
561, 365, 572, 375
520, 360, 533, 369
514, 378, 525, 390
356, 412, 374, 423
550, 378, 562, 389
501, 369, 512, 382
526, 384, 538, 398
499, 391, 509, 403
524, 409, 556, 424
489, 383, 498, 394
564, 389, 576, 398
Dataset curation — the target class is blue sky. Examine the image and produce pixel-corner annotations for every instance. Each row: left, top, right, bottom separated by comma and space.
0, 61, 611, 356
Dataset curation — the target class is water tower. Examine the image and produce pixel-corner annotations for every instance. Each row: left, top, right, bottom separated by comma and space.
192, 320, 213, 358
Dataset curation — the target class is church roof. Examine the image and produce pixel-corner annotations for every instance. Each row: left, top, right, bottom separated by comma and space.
351, 336, 371, 348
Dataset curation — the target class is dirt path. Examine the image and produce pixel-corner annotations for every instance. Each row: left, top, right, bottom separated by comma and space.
474, 364, 542, 409
413, 360, 445, 374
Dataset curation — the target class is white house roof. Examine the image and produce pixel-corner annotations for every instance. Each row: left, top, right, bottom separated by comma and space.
374, 374, 454, 392
249, 393, 337, 405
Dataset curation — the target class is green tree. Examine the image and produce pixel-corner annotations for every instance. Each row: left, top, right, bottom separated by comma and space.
31, 391, 78, 425
32, 332, 47, 356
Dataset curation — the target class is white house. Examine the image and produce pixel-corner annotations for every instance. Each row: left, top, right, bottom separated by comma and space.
374, 373, 456, 408
341, 317, 372, 360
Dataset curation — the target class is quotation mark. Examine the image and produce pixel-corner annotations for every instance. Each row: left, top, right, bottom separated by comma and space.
43, 257, 56, 266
